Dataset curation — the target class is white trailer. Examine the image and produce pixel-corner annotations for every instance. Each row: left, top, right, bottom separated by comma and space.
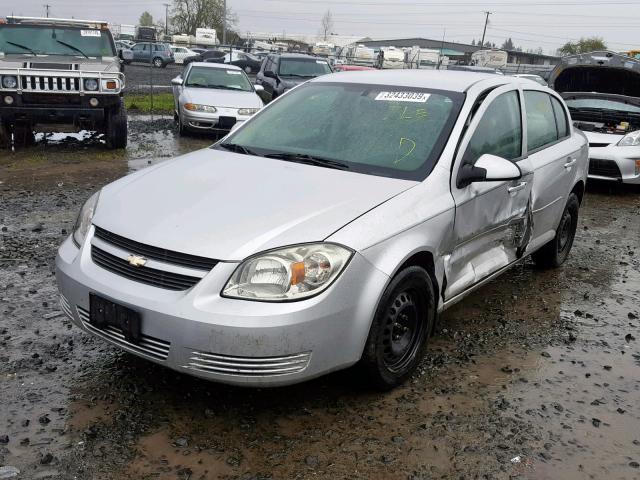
471, 49, 508, 69
195, 28, 218, 46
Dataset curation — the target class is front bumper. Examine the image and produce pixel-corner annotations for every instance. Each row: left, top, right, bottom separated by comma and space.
181, 106, 252, 132
55, 230, 388, 387
588, 145, 640, 184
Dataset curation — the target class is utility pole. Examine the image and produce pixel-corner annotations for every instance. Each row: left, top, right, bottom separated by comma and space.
222, 0, 227, 45
163, 3, 170, 37
480, 11, 491, 48
44, 4, 51, 17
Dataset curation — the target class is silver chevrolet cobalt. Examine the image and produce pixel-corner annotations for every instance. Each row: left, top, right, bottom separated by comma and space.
56, 71, 588, 389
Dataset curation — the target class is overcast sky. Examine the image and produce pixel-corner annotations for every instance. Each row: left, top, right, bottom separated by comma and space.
9, 0, 640, 54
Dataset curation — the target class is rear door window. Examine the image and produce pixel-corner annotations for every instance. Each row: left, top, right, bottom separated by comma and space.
551, 96, 569, 139
525, 91, 559, 151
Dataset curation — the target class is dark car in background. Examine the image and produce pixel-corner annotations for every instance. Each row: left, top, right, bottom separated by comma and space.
184, 49, 226, 65
256, 53, 332, 100
206, 51, 262, 74
129, 42, 174, 68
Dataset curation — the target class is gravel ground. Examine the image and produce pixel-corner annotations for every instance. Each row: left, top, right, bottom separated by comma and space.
1, 119, 640, 480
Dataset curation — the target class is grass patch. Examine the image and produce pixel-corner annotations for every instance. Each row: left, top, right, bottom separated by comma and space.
125, 92, 174, 114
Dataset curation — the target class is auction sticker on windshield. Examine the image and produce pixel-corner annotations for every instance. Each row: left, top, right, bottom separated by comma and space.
375, 91, 430, 102
80, 30, 101, 37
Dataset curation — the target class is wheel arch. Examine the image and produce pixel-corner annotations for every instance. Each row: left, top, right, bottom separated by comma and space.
571, 180, 585, 205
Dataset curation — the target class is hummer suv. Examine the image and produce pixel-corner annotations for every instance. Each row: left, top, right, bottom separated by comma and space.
0, 16, 127, 149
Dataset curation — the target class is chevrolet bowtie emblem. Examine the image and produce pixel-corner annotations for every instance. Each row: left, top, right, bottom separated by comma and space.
127, 254, 147, 267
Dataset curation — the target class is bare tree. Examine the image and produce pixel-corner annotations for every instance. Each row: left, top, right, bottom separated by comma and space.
319, 10, 334, 41
171, 0, 236, 37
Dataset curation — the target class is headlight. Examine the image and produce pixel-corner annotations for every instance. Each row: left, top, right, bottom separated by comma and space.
2, 76, 18, 89
84, 78, 99, 91
237, 108, 260, 116
184, 103, 217, 113
617, 130, 640, 146
72, 191, 100, 247
223, 243, 353, 301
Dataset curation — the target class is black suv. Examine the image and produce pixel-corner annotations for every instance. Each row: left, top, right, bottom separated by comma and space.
256, 53, 332, 100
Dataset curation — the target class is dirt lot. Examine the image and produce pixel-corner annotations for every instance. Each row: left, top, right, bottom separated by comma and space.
1, 118, 639, 480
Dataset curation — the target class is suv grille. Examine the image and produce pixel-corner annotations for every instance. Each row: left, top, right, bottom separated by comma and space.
20, 75, 80, 92
94, 226, 218, 271
91, 246, 202, 291
589, 158, 622, 179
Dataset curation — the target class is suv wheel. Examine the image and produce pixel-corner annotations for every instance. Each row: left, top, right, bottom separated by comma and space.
358, 266, 436, 390
532, 193, 579, 269
105, 101, 128, 149
13, 123, 35, 147
0, 122, 10, 148
153, 57, 164, 68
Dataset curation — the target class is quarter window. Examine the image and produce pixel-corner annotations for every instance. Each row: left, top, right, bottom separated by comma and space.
551, 96, 569, 139
462, 90, 522, 165
525, 91, 558, 151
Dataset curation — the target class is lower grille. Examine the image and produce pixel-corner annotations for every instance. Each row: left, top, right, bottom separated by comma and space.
77, 306, 170, 360
588, 142, 611, 148
589, 158, 622, 179
59, 294, 73, 319
184, 350, 311, 377
91, 246, 201, 291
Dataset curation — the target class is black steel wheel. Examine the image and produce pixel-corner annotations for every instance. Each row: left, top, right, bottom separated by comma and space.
359, 265, 435, 390
532, 192, 579, 269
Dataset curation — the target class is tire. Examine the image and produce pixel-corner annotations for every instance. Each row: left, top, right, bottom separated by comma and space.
531, 192, 579, 269
13, 123, 35, 147
358, 266, 436, 390
0, 122, 10, 149
153, 57, 163, 68
177, 113, 188, 136
105, 102, 128, 149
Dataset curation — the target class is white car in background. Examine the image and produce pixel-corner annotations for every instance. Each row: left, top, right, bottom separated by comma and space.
512, 74, 548, 87
171, 46, 198, 64
171, 62, 264, 135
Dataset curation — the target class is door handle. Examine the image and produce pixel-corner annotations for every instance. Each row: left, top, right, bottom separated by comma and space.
564, 157, 577, 169
508, 182, 527, 194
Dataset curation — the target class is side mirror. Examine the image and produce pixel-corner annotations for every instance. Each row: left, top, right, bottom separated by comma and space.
254, 84, 264, 92
118, 49, 123, 60
457, 154, 521, 188
264, 70, 277, 79
171, 77, 183, 86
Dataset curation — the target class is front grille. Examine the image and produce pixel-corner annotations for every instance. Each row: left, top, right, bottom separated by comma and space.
20, 75, 80, 92
589, 158, 622, 179
91, 246, 201, 291
589, 142, 611, 148
184, 350, 311, 377
94, 226, 218, 271
77, 306, 170, 360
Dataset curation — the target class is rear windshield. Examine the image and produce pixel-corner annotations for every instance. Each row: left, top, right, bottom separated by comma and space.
223, 82, 464, 181
185, 66, 252, 92
278, 58, 332, 77
0, 25, 115, 57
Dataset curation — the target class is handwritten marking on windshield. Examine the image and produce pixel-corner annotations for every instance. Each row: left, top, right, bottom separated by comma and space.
394, 137, 416, 164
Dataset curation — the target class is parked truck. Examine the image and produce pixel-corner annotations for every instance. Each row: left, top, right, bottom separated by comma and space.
0, 16, 127, 148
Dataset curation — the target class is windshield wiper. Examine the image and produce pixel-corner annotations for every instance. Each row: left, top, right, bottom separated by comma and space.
281, 73, 315, 78
55, 40, 89, 59
207, 84, 242, 90
218, 142, 261, 156
263, 152, 350, 170
6, 41, 38, 55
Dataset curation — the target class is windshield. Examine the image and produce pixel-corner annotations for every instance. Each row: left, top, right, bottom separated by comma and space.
279, 58, 332, 77
223, 82, 463, 180
0, 25, 115, 57
565, 98, 640, 113
185, 66, 252, 91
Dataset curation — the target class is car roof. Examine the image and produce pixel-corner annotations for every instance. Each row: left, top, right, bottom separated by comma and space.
310, 69, 515, 92
271, 53, 322, 60
188, 62, 242, 71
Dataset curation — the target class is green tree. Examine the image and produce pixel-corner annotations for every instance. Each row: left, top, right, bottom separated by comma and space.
557, 37, 607, 56
139, 11, 154, 26
501, 37, 514, 50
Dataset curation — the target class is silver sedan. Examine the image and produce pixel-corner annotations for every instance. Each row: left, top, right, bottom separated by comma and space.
56, 71, 588, 389
171, 62, 263, 135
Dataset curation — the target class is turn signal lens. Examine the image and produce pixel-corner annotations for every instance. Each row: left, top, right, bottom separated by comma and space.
105, 80, 117, 89
184, 103, 217, 113
635, 159, 640, 175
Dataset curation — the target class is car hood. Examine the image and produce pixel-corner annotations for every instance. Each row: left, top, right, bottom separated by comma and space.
583, 131, 623, 144
92, 150, 416, 260
182, 87, 262, 108
0, 54, 120, 72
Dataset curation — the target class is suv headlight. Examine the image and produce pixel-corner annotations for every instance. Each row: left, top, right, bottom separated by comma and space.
84, 78, 99, 91
2, 76, 18, 89
222, 243, 353, 301
184, 103, 217, 113
617, 130, 640, 146
238, 108, 260, 116
72, 191, 100, 247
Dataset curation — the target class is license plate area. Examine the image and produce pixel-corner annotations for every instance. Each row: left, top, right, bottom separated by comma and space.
89, 293, 141, 343
217, 116, 237, 129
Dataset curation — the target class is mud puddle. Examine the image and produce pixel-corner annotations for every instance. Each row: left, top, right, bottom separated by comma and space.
1, 133, 639, 479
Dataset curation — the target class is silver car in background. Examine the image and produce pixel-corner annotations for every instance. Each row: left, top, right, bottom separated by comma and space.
56, 71, 588, 389
171, 62, 263, 135
550, 51, 640, 184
